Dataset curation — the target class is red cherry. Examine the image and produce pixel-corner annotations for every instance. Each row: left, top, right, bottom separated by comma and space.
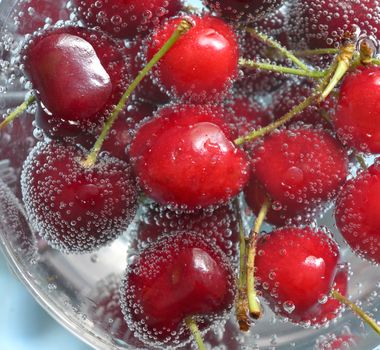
23, 26, 128, 135
288, 0, 380, 50
334, 66, 380, 154
72, 0, 182, 39
130, 104, 250, 209
255, 227, 340, 323
204, 0, 285, 22
137, 201, 239, 257
245, 127, 348, 226
16, 0, 69, 35
316, 333, 357, 350
126, 39, 170, 105
21, 140, 138, 253
121, 231, 236, 347
225, 96, 271, 136
335, 160, 380, 264
146, 15, 239, 102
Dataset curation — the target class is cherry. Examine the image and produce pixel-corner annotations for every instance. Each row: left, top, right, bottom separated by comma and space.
72, 0, 182, 39
23, 26, 128, 136
21, 140, 138, 253
245, 126, 348, 226
316, 333, 357, 350
204, 0, 285, 23
225, 95, 271, 136
121, 231, 236, 347
334, 66, 380, 154
125, 39, 170, 105
16, 0, 69, 35
255, 226, 340, 323
288, 0, 380, 50
271, 80, 334, 128
146, 15, 239, 102
335, 159, 380, 264
137, 201, 239, 257
130, 104, 250, 209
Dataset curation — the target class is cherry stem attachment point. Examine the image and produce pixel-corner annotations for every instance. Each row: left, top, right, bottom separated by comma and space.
185, 317, 206, 350
246, 197, 270, 319
246, 28, 309, 71
81, 18, 193, 168
239, 58, 326, 79
0, 95, 36, 130
331, 289, 380, 336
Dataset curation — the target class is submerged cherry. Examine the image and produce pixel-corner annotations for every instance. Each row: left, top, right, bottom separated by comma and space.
255, 227, 340, 323
334, 66, 380, 154
121, 231, 235, 347
146, 15, 239, 102
335, 160, 380, 264
130, 104, 250, 209
21, 140, 138, 253
245, 127, 348, 226
72, 0, 182, 39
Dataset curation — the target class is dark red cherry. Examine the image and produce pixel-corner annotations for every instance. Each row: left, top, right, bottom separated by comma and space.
255, 227, 340, 323
72, 0, 182, 39
146, 15, 239, 102
288, 0, 380, 50
126, 39, 170, 105
21, 140, 138, 253
137, 201, 239, 257
225, 96, 271, 136
121, 231, 235, 347
16, 0, 69, 35
335, 160, 380, 264
204, 0, 285, 22
130, 104, 250, 209
245, 127, 348, 226
334, 66, 380, 154
23, 26, 128, 135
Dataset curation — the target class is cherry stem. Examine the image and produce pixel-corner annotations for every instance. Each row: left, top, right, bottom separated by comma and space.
371, 58, 380, 65
185, 317, 206, 350
245, 28, 310, 71
236, 218, 251, 331
320, 42, 355, 100
295, 48, 339, 57
81, 19, 193, 168
331, 289, 380, 336
0, 95, 36, 130
238, 58, 326, 79
246, 197, 270, 319
355, 154, 368, 170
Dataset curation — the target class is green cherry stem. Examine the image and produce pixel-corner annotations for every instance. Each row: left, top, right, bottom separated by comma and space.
245, 28, 310, 71
371, 58, 380, 66
238, 58, 326, 79
81, 18, 193, 168
295, 48, 340, 57
246, 197, 270, 319
185, 317, 206, 350
331, 290, 380, 336
0, 94, 36, 130
355, 154, 368, 171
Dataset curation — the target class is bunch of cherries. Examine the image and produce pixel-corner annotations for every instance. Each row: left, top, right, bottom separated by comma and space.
3, 0, 380, 348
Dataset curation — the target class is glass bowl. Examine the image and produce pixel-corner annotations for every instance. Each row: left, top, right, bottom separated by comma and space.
1, 0, 380, 349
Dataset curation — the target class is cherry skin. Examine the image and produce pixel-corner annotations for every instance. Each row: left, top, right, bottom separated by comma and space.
334, 66, 380, 154
72, 0, 182, 39
255, 227, 340, 324
23, 26, 128, 136
288, 0, 380, 50
245, 126, 348, 226
146, 15, 239, 102
21, 140, 138, 253
121, 231, 236, 348
137, 201, 239, 258
130, 104, 249, 209
16, 0, 69, 35
335, 160, 380, 264
204, 0, 285, 22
